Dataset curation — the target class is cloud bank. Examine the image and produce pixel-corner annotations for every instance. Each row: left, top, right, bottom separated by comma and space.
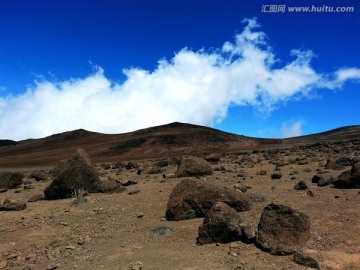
0, 18, 359, 140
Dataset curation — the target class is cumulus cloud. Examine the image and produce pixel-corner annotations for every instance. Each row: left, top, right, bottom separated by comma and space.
281, 120, 304, 138
335, 68, 360, 82
0, 18, 359, 140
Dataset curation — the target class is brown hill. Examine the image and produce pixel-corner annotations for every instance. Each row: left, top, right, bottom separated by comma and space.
0, 122, 359, 169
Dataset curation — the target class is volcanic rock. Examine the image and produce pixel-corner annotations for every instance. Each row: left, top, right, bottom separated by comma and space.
0, 199, 27, 211
293, 251, 320, 269
271, 173, 282, 180
165, 179, 252, 221
333, 162, 360, 188
175, 156, 213, 178
336, 156, 360, 166
44, 149, 101, 200
197, 202, 243, 245
256, 203, 311, 255
324, 158, 343, 170
294, 181, 308, 190
0, 172, 24, 190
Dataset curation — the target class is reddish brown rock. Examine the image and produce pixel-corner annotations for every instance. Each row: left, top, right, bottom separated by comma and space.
175, 156, 213, 178
165, 179, 252, 221
256, 203, 310, 255
197, 202, 243, 245
44, 149, 101, 200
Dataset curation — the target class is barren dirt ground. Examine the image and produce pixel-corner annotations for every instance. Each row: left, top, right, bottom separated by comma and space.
1, 144, 360, 270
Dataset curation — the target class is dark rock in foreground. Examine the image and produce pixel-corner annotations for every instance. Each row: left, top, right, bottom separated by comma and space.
44, 149, 101, 200
165, 179, 252, 221
333, 162, 360, 189
256, 203, 310, 255
197, 202, 243, 245
175, 156, 213, 178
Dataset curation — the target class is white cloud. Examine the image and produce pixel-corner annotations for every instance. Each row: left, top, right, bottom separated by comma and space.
0, 18, 358, 140
281, 120, 304, 138
335, 68, 360, 82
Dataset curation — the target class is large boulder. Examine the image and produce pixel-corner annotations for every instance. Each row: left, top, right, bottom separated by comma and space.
175, 156, 213, 178
165, 179, 252, 221
256, 203, 311, 255
0, 172, 24, 190
44, 149, 101, 200
197, 202, 243, 245
333, 162, 360, 188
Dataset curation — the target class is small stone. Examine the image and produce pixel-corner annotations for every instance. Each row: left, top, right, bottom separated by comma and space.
294, 181, 308, 190
136, 212, 145, 218
293, 251, 320, 269
131, 261, 143, 270
128, 189, 140, 195
307, 190, 315, 197
271, 173, 282, 179
65, 244, 76, 250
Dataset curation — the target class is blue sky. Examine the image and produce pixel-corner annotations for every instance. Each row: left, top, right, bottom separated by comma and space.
0, 0, 359, 140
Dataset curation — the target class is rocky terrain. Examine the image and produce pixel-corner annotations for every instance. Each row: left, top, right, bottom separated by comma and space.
0, 123, 360, 270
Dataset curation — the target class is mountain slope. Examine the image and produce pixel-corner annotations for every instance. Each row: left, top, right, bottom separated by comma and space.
0, 123, 359, 168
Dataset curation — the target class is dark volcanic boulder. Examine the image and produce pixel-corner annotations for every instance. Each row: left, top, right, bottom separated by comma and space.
197, 202, 243, 245
175, 156, 213, 178
165, 179, 252, 221
336, 156, 360, 166
0, 199, 27, 211
256, 203, 311, 255
44, 149, 101, 200
333, 162, 360, 188
0, 172, 24, 190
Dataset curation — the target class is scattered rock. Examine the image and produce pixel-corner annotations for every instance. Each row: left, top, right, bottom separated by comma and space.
0, 172, 24, 190
256, 203, 311, 255
175, 156, 213, 178
131, 261, 143, 270
0, 199, 27, 211
28, 194, 45, 202
324, 158, 343, 170
307, 190, 315, 197
165, 179, 252, 221
197, 202, 243, 245
336, 156, 360, 166
293, 251, 320, 269
128, 189, 140, 195
121, 179, 137, 186
294, 181, 308, 190
333, 162, 360, 188
234, 183, 247, 192
150, 226, 174, 236
271, 173, 282, 180
44, 149, 101, 200
126, 161, 139, 170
